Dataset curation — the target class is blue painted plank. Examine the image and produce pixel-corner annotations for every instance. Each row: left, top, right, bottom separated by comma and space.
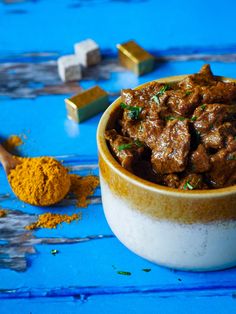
1, 0, 236, 311
0, 0, 236, 54
1, 293, 236, 314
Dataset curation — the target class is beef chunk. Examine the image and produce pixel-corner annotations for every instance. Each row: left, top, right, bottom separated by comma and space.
201, 81, 236, 104
166, 87, 201, 116
190, 144, 210, 172
193, 104, 236, 149
163, 174, 180, 188
200, 122, 236, 149
105, 129, 144, 171
121, 82, 169, 108
179, 64, 236, 104
140, 119, 164, 149
202, 129, 223, 150
207, 137, 236, 188
193, 103, 232, 133
179, 173, 207, 190
151, 120, 190, 174
178, 64, 215, 90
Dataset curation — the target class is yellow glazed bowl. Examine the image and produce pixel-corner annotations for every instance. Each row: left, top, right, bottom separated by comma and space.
97, 75, 236, 271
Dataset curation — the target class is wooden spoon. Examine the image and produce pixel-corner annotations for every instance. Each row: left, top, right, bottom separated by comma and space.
0, 144, 20, 175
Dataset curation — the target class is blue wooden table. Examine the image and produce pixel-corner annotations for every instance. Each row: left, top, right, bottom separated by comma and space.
1, 0, 236, 313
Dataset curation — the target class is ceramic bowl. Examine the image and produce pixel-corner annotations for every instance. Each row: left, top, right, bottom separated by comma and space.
97, 75, 236, 271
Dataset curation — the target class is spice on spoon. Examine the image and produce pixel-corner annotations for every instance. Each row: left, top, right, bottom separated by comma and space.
8, 157, 71, 206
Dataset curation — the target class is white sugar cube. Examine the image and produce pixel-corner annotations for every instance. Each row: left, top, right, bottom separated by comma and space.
74, 39, 101, 67
57, 55, 82, 82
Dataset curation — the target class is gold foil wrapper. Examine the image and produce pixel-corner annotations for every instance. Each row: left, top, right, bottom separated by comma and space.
117, 40, 155, 76
65, 86, 109, 123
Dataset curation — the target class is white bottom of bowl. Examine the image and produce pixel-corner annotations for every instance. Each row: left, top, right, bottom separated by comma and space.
101, 178, 236, 271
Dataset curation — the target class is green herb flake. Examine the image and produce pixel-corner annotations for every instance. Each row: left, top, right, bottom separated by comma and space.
165, 116, 175, 121
134, 139, 143, 147
118, 143, 132, 151
201, 104, 206, 110
120, 102, 142, 120
227, 154, 236, 161
142, 268, 151, 272
151, 95, 160, 105
183, 181, 194, 190
151, 84, 170, 105
117, 271, 131, 276
51, 249, 59, 256
165, 116, 185, 121
185, 90, 192, 96
190, 116, 197, 122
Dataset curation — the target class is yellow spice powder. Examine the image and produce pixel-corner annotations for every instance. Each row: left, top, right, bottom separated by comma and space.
25, 212, 81, 230
69, 174, 99, 207
8, 157, 71, 206
0, 209, 7, 218
3, 135, 23, 152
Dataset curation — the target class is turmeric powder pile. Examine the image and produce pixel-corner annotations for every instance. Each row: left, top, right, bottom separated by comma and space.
25, 212, 80, 230
69, 174, 99, 207
8, 157, 71, 206
3, 135, 23, 153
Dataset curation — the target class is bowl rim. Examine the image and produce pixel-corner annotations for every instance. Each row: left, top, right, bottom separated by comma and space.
97, 74, 236, 199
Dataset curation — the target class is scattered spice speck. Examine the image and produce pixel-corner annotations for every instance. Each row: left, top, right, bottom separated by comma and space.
142, 268, 151, 272
69, 174, 99, 207
0, 209, 7, 218
25, 212, 81, 230
51, 249, 59, 255
117, 271, 131, 276
3, 135, 23, 153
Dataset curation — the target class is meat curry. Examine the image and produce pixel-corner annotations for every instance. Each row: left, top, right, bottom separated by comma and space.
105, 65, 236, 190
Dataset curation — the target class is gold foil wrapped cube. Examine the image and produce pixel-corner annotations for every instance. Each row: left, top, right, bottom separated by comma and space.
117, 40, 155, 76
65, 86, 109, 123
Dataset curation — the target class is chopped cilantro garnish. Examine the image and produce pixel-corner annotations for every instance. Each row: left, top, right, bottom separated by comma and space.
185, 90, 192, 96
183, 181, 194, 190
190, 116, 197, 122
183, 178, 201, 190
51, 249, 59, 255
227, 154, 236, 161
142, 268, 151, 272
151, 95, 160, 105
151, 84, 170, 105
120, 102, 142, 120
134, 139, 143, 147
165, 116, 185, 121
117, 271, 131, 276
159, 84, 170, 94
118, 140, 143, 151
201, 104, 206, 110
165, 116, 175, 121
118, 143, 132, 151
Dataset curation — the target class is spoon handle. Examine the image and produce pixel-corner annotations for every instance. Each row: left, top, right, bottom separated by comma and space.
0, 144, 18, 174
